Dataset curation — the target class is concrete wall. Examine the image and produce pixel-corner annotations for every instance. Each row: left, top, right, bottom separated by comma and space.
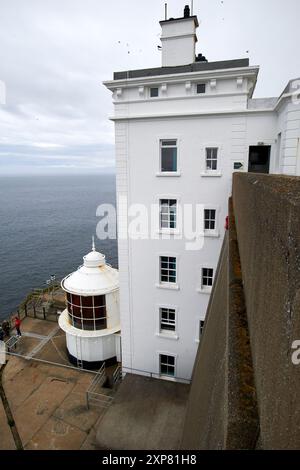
180, 235, 229, 448
182, 173, 300, 449
232, 173, 300, 449
182, 197, 258, 449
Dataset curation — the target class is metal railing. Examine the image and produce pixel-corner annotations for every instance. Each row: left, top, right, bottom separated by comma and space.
2, 283, 64, 330
112, 364, 123, 386
86, 363, 113, 409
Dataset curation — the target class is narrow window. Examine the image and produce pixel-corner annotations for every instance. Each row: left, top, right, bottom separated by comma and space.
150, 87, 159, 98
160, 308, 176, 333
160, 256, 177, 284
199, 320, 205, 340
160, 199, 177, 230
202, 268, 214, 289
204, 209, 216, 232
206, 147, 218, 171
160, 354, 175, 377
160, 140, 177, 172
197, 83, 206, 94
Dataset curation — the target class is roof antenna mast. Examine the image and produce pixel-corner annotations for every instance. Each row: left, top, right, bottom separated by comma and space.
92, 235, 95, 252
191, 0, 194, 15
165, 3, 168, 20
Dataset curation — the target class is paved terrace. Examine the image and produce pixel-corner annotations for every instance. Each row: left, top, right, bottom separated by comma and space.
96, 374, 189, 450
0, 317, 112, 450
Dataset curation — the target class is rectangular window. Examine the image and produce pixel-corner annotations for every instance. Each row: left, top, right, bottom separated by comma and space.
199, 320, 205, 339
206, 147, 218, 171
202, 268, 214, 289
160, 308, 176, 333
204, 209, 216, 231
197, 83, 206, 94
150, 87, 159, 98
160, 354, 175, 377
160, 140, 177, 172
160, 199, 177, 230
160, 256, 177, 284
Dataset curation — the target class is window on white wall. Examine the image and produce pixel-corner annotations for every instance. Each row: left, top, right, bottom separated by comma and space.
160, 140, 177, 172
150, 87, 159, 98
197, 83, 206, 94
160, 308, 176, 333
160, 256, 177, 284
159, 354, 176, 377
201, 267, 214, 292
204, 209, 216, 233
199, 320, 205, 340
160, 199, 177, 230
206, 147, 218, 171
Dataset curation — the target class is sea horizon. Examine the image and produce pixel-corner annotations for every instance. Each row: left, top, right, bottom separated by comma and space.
0, 172, 118, 320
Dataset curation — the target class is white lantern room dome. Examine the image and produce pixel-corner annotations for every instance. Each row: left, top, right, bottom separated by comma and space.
61, 238, 119, 296
83, 249, 105, 268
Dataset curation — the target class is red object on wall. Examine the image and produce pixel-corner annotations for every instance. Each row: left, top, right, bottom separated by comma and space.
225, 216, 229, 230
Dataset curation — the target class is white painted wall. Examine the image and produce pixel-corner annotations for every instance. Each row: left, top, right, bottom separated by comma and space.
59, 289, 120, 364
106, 289, 120, 329
106, 54, 300, 382
66, 330, 117, 362
160, 17, 197, 67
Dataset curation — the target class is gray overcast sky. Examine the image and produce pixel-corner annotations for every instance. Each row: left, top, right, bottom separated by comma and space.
0, 0, 299, 175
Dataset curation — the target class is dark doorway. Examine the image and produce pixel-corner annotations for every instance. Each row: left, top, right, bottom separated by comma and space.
248, 145, 271, 174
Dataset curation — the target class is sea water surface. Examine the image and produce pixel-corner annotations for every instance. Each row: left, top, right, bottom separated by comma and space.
0, 173, 117, 320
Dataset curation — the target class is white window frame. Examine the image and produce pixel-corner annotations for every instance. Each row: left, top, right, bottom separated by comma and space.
158, 352, 177, 379
156, 136, 181, 177
203, 205, 220, 237
156, 304, 179, 340
206, 147, 218, 171
195, 318, 205, 343
197, 265, 215, 294
156, 253, 179, 290
160, 198, 177, 230
200, 143, 223, 177
156, 195, 181, 235
199, 319, 205, 339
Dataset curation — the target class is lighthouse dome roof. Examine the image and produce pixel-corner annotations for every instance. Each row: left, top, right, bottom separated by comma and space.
61, 238, 119, 296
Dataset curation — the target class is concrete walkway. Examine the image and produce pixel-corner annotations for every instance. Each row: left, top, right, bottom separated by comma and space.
96, 374, 190, 450
0, 317, 108, 450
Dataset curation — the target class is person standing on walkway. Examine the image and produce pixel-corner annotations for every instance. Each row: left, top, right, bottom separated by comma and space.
14, 317, 21, 337
1, 321, 10, 338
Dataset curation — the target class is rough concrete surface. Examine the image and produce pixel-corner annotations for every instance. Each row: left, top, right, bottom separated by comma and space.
182, 173, 300, 450
0, 317, 106, 450
181, 235, 228, 449
96, 374, 189, 450
0, 390, 16, 450
225, 198, 259, 449
232, 173, 300, 449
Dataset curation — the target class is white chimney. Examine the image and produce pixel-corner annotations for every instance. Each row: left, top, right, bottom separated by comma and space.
160, 6, 198, 67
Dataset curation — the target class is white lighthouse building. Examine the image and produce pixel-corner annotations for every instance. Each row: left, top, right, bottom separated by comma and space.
59, 240, 121, 369
103, 6, 300, 382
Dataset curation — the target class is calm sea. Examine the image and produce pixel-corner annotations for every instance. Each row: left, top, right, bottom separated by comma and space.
0, 173, 117, 320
